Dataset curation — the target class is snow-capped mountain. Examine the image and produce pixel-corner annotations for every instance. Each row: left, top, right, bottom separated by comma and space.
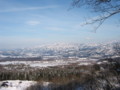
0, 42, 119, 60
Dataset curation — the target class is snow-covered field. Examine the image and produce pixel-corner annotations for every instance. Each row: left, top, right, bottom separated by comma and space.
0, 58, 97, 68
0, 80, 36, 90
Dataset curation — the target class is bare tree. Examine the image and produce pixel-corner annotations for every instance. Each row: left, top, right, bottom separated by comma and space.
71, 0, 120, 31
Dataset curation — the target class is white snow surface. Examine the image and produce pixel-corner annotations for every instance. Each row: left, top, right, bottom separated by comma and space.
0, 58, 97, 68
0, 80, 36, 90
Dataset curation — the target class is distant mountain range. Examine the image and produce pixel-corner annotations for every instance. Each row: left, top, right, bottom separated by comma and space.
0, 42, 119, 60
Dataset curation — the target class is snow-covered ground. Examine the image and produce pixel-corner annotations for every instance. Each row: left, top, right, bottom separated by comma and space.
0, 80, 36, 90
0, 58, 97, 68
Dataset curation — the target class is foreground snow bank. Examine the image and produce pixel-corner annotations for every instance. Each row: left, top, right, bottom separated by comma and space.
0, 80, 36, 90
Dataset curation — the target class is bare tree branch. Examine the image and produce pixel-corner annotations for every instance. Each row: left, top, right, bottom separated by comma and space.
72, 0, 120, 30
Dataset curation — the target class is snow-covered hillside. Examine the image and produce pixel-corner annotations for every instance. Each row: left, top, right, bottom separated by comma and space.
0, 42, 119, 60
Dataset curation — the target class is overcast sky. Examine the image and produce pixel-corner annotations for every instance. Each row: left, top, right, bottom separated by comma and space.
0, 0, 120, 49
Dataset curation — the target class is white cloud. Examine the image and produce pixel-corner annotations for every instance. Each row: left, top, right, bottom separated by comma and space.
0, 5, 59, 13
46, 27, 65, 31
26, 20, 40, 26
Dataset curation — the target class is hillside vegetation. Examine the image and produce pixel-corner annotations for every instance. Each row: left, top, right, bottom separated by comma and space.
0, 58, 120, 90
